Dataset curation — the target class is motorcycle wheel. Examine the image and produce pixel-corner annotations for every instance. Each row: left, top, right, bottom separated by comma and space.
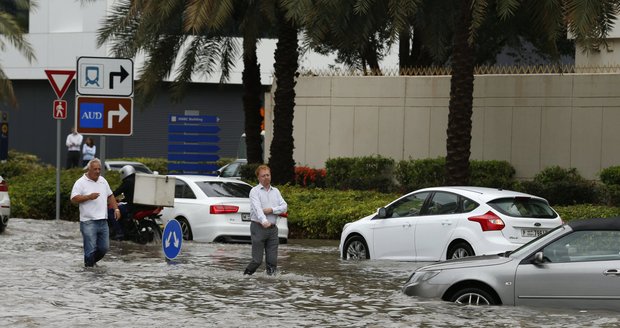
142, 220, 162, 245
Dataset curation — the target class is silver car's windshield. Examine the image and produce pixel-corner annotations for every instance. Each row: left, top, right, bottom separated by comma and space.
507, 224, 568, 258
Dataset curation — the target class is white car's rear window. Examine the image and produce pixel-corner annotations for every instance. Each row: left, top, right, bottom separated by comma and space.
488, 197, 557, 218
196, 182, 251, 198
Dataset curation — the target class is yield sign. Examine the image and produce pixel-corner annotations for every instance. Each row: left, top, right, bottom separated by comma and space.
44, 70, 76, 99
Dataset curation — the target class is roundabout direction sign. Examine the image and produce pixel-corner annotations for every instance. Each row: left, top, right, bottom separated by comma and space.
162, 219, 183, 260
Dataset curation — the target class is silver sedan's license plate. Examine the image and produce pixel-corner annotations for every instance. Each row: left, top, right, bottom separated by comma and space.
241, 213, 251, 222
522, 228, 547, 237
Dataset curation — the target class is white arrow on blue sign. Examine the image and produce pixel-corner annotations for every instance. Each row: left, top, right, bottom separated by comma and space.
162, 219, 183, 260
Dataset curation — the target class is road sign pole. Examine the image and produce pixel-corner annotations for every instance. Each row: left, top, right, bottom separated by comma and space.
100, 136, 106, 175
56, 119, 61, 221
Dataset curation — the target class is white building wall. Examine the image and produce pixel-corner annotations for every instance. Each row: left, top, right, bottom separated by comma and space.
268, 73, 620, 180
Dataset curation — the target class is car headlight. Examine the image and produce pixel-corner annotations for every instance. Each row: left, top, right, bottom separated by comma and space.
406, 270, 441, 285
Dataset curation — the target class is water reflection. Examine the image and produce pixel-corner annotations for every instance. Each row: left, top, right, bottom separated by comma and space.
1, 219, 618, 327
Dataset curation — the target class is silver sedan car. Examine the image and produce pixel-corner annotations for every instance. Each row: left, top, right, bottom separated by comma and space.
402, 217, 620, 311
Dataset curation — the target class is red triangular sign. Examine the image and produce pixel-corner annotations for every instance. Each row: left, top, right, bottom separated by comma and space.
45, 70, 76, 99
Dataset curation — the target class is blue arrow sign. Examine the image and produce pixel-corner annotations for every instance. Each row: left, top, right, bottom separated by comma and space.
169, 115, 219, 124
168, 144, 220, 153
162, 219, 183, 260
168, 125, 220, 134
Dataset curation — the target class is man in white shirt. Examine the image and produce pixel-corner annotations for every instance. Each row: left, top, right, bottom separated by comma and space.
244, 165, 287, 276
71, 158, 121, 267
66, 127, 83, 168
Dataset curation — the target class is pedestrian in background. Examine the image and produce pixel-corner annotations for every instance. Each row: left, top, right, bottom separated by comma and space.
65, 127, 83, 168
71, 158, 121, 267
244, 164, 287, 276
81, 137, 96, 167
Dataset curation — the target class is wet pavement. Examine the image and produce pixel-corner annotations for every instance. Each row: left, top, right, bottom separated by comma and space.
1, 218, 619, 327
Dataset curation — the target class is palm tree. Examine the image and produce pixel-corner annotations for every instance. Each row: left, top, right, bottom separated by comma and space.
302, 0, 617, 185
0, 0, 36, 107
268, 4, 299, 184
96, 0, 266, 164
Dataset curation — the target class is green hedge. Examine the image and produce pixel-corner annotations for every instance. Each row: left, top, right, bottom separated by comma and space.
280, 185, 397, 239
10, 167, 121, 221
325, 156, 396, 192
520, 166, 600, 206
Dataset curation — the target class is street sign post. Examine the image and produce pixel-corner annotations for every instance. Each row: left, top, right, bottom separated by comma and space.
162, 219, 183, 260
76, 57, 133, 96
75, 96, 133, 136
76, 57, 134, 136
53, 100, 67, 119
45, 70, 76, 99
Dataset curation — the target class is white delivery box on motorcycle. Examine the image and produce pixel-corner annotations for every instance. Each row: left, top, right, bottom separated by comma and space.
133, 173, 175, 207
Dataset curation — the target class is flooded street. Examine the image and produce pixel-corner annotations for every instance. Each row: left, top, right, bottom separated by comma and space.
1, 218, 619, 327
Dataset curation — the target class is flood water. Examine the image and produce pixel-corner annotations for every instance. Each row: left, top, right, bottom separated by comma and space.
1, 218, 619, 327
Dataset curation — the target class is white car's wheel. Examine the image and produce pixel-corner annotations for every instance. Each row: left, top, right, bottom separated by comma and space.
447, 241, 474, 260
344, 236, 369, 260
178, 217, 193, 241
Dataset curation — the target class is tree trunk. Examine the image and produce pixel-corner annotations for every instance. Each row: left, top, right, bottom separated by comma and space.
445, 0, 474, 185
269, 6, 298, 185
242, 36, 264, 164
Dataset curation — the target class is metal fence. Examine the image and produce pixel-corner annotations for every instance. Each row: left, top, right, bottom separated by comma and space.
299, 64, 620, 77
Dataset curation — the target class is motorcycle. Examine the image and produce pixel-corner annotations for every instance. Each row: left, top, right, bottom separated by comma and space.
108, 204, 163, 245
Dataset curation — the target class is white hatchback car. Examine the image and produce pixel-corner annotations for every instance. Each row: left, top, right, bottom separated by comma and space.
0, 176, 10, 233
339, 186, 562, 261
161, 175, 288, 244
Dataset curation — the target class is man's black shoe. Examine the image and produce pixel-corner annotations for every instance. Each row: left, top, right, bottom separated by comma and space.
243, 269, 253, 275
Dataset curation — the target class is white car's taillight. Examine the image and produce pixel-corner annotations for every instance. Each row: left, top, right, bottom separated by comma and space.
210, 205, 239, 214
468, 211, 505, 231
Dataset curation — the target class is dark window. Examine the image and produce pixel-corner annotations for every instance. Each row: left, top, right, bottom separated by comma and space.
385, 192, 430, 218
542, 230, 620, 263
175, 180, 196, 199
196, 181, 251, 198
488, 197, 557, 218
427, 192, 460, 215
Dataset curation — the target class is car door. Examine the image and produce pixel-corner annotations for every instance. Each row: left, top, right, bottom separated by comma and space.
372, 191, 430, 260
414, 191, 461, 261
514, 230, 620, 310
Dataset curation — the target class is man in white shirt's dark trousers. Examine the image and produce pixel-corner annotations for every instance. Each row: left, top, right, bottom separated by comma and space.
244, 165, 288, 276
65, 127, 83, 168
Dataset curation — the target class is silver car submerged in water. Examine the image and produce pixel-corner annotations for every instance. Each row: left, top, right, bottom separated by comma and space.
402, 217, 620, 311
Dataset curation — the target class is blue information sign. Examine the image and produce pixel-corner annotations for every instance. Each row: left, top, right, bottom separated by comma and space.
162, 219, 183, 260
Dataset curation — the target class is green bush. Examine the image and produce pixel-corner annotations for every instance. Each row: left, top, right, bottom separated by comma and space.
325, 156, 396, 192
10, 167, 121, 221
470, 160, 516, 189
554, 204, 620, 221
520, 166, 600, 206
394, 157, 445, 192
0, 150, 52, 179
280, 185, 397, 239
599, 166, 620, 185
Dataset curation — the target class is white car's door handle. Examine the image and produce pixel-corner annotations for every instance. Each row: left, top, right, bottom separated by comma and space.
603, 269, 620, 276
441, 221, 452, 226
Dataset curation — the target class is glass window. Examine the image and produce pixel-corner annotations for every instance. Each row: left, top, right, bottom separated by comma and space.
463, 197, 479, 212
385, 192, 430, 218
221, 162, 241, 178
427, 192, 460, 215
542, 230, 620, 263
175, 180, 196, 199
488, 197, 557, 218
196, 181, 251, 198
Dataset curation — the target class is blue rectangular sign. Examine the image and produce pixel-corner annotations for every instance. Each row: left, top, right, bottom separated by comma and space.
168, 134, 220, 143
169, 115, 218, 124
167, 163, 220, 172
79, 102, 104, 128
168, 144, 220, 153
168, 125, 220, 134
167, 154, 220, 162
